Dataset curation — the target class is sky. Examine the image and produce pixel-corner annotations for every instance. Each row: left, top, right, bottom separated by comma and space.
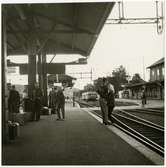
7, 1, 165, 89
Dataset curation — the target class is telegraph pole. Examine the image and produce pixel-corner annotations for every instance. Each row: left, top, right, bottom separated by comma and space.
143, 56, 145, 80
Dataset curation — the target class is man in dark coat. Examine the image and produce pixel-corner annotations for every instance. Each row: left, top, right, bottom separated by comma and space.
8, 85, 20, 114
141, 87, 146, 107
97, 78, 109, 125
107, 83, 115, 123
49, 87, 55, 113
33, 83, 43, 121
56, 87, 65, 120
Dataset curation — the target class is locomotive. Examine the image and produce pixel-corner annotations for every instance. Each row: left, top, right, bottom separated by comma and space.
82, 91, 98, 101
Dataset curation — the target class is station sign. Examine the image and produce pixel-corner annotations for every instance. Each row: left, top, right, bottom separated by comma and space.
7, 67, 19, 74
19, 64, 65, 75
47, 64, 65, 74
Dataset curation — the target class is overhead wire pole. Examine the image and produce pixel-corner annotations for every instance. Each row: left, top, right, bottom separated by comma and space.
106, 1, 164, 34
68, 71, 93, 80
142, 56, 145, 80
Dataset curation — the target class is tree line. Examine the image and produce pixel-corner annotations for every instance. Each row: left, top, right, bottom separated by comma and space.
83, 65, 144, 94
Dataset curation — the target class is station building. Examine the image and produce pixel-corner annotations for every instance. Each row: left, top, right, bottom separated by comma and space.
125, 57, 164, 100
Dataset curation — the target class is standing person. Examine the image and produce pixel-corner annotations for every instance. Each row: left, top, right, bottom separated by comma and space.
7, 83, 12, 113
33, 83, 43, 121
56, 87, 65, 120
141, 87, 146, 108
97, 78, 109, 125
52, 86, 58, 114
49, 87, 55, 113
107, 83, 115, 123
8, 85, 20, 114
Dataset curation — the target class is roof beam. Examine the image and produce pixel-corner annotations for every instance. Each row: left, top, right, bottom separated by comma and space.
7, 48, 27, 56
14, 5, 27, 20
7, 29, 94, 34
33, 12, 96, 35
35, 22, 58, 55
72, 4, 78, 51
47, 39, 87, 56
7, 41, 15, 50
7, 23, 27, 52
14, 5, 41, 49
13, 20, 28, 41
7, 15, 95, 35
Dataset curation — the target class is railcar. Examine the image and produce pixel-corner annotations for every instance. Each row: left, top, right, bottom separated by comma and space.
82, 91, 98, 101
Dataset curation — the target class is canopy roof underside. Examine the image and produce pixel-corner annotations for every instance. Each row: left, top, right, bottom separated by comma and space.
3, 2, 115, 57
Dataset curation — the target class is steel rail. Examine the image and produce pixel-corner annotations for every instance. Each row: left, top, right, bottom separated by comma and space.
139, 108, 164, 113
113, 113, 163, 132
77, 100, 164, 156
124, 108, 163, 116
112, 115, 164, 155
117, 109, 164, 130
77, 101, 164, 156
114, 114, 163, 148
112, 119, 164, 156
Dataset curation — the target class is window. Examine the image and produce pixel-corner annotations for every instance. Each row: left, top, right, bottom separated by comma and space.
157, 69, 160, 80
151, 69, 155, 81
162, 67, 165, 77
157, 69, 159, 75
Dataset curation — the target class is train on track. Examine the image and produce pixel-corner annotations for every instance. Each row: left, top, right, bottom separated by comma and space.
82, 91, 98, 101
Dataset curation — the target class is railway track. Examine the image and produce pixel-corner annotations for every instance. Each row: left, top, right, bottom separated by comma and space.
76, 100, 164, 156
122, 108, 164, 127
124, 108, 164, 115
112, 113, 164, 156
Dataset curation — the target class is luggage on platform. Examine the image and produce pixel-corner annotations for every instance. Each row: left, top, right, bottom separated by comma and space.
8, 121, 20, 140
41, 107, 51, 115
24, 98, 34, 112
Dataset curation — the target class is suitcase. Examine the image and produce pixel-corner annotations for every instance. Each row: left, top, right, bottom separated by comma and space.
41, 107, 51, 115
8, 121, 20, 140
13, 122, 20, 137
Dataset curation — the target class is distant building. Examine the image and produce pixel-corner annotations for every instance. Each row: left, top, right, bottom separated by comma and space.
146, 57, 164, 99
124, 57, 164, 100
124, 82, 146, 99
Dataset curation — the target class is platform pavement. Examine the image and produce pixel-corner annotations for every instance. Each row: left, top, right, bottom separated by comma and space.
88, 99, 164, 111
115, 98, 164, 108
2, 102, 160, 165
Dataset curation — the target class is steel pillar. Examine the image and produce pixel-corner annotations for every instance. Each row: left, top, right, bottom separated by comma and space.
28, 54, 36, 98
2, 7, 9, 143
38, 53, 43, 89
42, 52, 48, 106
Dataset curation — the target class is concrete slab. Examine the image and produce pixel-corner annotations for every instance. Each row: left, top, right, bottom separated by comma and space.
115, 99, 164, 109
85, 108, 164, 165
3, 102, 156, 165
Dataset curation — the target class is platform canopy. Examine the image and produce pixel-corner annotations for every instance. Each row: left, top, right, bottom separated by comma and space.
4, 2, 115, 57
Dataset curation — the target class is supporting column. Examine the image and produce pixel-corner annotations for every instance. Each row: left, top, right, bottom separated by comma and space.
38, 53, 43, 89
2, 6, 9, 143
28, 54, 36, 98
42, 52, 48, 106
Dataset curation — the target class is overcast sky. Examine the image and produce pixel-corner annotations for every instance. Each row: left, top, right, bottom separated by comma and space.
7, 1, 165, 89
67, 1, 165, 89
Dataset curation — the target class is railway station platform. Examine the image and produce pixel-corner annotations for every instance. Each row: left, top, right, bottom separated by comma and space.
116, 99, 164, 109
2, 102, 163, 165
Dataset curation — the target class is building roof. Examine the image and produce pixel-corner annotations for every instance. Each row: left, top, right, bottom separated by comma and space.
147, 57, 164, 69
125, 80, 164, 89
48, 74, 76, 82
3, 3, 115, 57
125, 82, 146, 88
